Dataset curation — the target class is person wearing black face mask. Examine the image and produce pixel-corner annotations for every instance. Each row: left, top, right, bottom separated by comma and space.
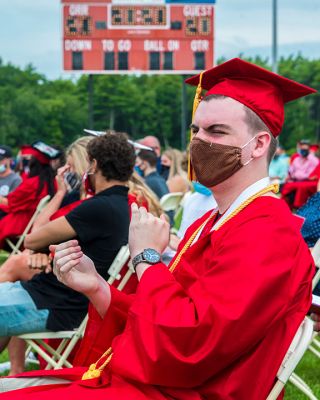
160, 149, 190, 193
282, 140, 320, 208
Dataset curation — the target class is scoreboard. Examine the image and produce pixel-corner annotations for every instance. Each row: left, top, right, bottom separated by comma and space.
61, 0, 215, 74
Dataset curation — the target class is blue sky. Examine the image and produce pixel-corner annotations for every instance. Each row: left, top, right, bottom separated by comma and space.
0, 0, 319, 79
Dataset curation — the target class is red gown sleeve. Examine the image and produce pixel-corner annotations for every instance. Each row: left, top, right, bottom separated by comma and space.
74, 285, 135, 366
0, 177, 40, 213
110, 214, 313, 388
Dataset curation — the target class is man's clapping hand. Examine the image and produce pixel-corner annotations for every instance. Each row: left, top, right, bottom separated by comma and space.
50, 240, 100, 296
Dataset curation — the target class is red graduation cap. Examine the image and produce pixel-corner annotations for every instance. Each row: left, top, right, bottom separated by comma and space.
20, 142, 60, 165
185, 58, 316, 137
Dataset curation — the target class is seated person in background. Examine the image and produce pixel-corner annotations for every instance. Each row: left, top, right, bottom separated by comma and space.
128, 171, 163, 218
281, 139, 319, 208
136, 149, 169, 199
138, 135, 162, 173
160, 148, 191, 193
14, 146, 33, 181
0, 142, 58, 249
0, 145, 22, 198
296, 179, 320, 248
287, 140, 319, 182
0, 132, 136, 375
0, 136, 93, 283
268, 144, 289, 185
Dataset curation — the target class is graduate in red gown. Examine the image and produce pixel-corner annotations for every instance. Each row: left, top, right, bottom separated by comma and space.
0, 59, 316, 399
0, 142, 59, 249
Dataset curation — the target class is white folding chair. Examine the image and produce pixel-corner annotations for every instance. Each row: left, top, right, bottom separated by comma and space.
18, 244, 133, 370
311, 239, 320, 291
160, 192, 184, 212
284, 242, 320, 399
5, 195, 51, 255
267, 317, 315, 400
19, 315, 88, 370
306, 239, 320, 360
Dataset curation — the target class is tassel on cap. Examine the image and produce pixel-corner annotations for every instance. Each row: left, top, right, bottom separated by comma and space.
188, 71, 204, 181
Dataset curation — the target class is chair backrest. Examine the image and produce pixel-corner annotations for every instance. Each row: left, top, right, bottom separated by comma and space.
107, 244, 130, 285
6, 194, 51, 255
19, 194, 51, 237
311, 239, 320, 267
160, 192, 184, 212
311, 239, 320, 290
266, 317, 314, 400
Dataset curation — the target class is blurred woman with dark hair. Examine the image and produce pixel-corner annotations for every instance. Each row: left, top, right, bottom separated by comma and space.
0, 142, 57, 249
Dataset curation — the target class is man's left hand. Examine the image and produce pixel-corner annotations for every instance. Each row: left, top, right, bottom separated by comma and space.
129, 203, 170, 259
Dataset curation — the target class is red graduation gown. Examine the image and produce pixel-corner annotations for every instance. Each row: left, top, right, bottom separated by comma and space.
0, 176, 52, 248
1, 196, 314, 400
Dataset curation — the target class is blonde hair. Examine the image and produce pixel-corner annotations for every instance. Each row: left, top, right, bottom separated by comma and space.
66, 136, 94, 198
162, 148, 188, 181
66, 136, 93, 177
128, 171, 163, 217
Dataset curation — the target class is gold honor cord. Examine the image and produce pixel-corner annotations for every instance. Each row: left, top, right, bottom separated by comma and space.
82, 183, 279, 381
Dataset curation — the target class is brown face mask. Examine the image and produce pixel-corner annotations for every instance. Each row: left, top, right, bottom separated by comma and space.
190, 136, 255, 187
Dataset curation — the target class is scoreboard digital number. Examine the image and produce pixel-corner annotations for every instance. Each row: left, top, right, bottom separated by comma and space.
65, 16, 92, 36
111, 6, 167, 27
185, 16, 211, 36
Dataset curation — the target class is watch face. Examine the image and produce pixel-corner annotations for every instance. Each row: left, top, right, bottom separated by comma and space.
143, 248, 161, 264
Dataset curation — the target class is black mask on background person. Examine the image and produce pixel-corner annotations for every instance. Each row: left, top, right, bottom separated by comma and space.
160, 165, 170, 181
300, 149, 309, 158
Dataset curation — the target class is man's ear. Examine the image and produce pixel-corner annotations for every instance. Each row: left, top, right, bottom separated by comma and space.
252, 132, 271, 158
91, 158, 98, 173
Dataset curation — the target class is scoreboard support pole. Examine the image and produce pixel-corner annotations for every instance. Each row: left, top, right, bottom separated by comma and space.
88, 74, 94, 129
181, 75, 187, 151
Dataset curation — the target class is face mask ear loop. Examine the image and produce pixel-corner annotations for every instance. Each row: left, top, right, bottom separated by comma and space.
241, 135, 257, 150
241, 135, 258, 166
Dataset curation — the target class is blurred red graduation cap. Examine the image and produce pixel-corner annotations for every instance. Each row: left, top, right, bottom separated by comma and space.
21, 142, 61, 165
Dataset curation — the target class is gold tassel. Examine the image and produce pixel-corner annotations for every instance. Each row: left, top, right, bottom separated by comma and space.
188, 71, 204, 181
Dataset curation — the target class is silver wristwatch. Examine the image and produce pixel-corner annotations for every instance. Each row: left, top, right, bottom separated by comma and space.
132, 248, 161, 271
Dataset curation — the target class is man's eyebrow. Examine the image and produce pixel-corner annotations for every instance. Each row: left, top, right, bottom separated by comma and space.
189, 123, 233, 132
205, 124, 233, 132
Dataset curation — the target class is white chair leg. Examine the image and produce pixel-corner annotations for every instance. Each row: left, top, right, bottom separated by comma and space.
289, 373, 318, 400
308, 345, 320, 359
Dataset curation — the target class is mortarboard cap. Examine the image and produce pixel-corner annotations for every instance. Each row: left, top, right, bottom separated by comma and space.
83, 129, 153, 151
0, 145, 12, 160
185, 58, 316, 137
21, 142, 61, 165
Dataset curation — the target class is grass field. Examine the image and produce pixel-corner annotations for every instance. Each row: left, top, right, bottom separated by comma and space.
0, 251, 319, 398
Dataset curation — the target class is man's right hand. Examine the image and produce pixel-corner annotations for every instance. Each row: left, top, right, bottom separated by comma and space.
50, 240, 100, 297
